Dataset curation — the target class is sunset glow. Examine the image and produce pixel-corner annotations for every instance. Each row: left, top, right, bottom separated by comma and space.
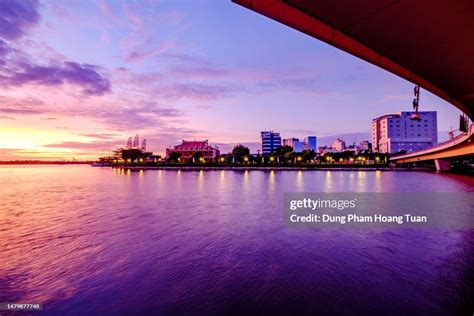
0, 0, 461, 160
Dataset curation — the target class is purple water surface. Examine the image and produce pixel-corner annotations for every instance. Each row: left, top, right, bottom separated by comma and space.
0, 166, 473, 315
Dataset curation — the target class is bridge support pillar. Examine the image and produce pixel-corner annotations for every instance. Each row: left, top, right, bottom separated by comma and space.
434, 159, 451, 171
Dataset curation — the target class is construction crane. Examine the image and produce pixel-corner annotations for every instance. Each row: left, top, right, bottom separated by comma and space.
132, 134, 139, 147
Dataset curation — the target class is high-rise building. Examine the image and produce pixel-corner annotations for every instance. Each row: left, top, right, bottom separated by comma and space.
371, 111, 437, 153
293, 140, 305, 153
304, 136, 317, 151
284, 136, 317, 152
261, 131, 281, 154
283, 138, 299, 148
332, 138, 346, 152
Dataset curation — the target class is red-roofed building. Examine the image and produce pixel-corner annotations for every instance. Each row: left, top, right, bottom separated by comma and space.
166, 140, 220, 161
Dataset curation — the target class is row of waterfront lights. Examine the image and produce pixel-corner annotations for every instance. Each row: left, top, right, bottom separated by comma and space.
188, 155, 384, 164
112, 155, 386, 165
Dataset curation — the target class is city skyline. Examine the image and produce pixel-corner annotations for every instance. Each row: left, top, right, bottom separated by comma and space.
0, 0, 461, 160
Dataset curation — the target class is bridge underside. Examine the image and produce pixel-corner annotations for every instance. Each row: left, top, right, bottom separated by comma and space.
393, 141, 474, 164
233, 0, 474, 119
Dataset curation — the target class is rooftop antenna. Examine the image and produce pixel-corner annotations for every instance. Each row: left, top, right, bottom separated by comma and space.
410, 85, 421, 121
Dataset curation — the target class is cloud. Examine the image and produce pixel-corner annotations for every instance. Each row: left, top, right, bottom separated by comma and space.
0, 115, 15, 120
0, 2, 111, 97
153, 82, 234, 100
43, 140, 123, 150
83, 100, 183, 130
119, 2, 181, 64
80, 133, 120, 140
167, 65, 229, 79
0, 40, 8, 65
0, 107, 42, 115
159, 10, 186, 26
0, 0, 40, 40
0, 96, 46, 115
124, 39, 176, 63
1, 56, 111, 96
0, 92, 186, 134
111, 51, 331, 103
97, 0, 121, 25
143, 53, 331, 100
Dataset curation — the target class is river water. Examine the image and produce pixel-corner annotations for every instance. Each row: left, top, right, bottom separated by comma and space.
0, 165, 473, 315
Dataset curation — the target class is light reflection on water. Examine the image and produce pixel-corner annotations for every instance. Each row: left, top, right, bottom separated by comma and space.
0, 165, 473, 315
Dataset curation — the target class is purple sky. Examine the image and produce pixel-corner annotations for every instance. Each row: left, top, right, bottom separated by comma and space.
0, 0, 461, 160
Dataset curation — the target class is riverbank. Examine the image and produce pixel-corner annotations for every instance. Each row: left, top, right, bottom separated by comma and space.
0, 161, 92, 165
115, 165, 435, 172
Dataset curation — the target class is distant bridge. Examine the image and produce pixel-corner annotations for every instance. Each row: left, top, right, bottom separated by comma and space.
390, 125, 474, 170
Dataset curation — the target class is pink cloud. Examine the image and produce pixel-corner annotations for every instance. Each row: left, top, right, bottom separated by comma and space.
124, 39, 176, 63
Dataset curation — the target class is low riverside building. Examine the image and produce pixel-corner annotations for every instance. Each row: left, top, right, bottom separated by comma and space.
166, 140, 220, 161
283, 138, 304, 152
283, 136, 317, 153
332, 138, 346, 152
359, 140, 372, 151
283, 138, 299, 148
318, 146, 336, 154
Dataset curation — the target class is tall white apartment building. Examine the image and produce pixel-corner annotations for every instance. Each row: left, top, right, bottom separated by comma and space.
371, 111, 437, 153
